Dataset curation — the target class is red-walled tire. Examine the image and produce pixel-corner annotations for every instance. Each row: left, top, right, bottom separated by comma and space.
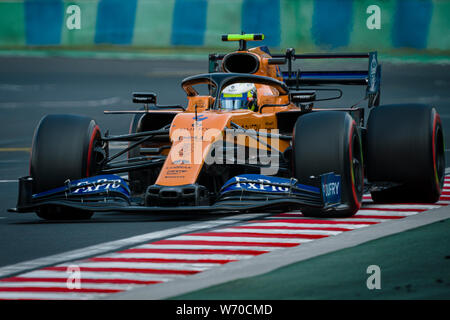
30, 114, 104, 220
292, 111, 364, 217
367, 104, 445, 203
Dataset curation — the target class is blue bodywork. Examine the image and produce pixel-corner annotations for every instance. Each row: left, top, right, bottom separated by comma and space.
219, 173, 341, 208
32, 174, 131, 201
15, 172, 341, 214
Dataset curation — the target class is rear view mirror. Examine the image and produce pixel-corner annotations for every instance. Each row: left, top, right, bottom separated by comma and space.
290, 90, 316, 103
132, 92, 157, 105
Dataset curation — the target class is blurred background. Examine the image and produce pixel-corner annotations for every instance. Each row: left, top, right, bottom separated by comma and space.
0, 0, 449, 57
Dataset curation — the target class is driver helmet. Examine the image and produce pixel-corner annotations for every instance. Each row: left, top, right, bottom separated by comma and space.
220, 83, 257, 111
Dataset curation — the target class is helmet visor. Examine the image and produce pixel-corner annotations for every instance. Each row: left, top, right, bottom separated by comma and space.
220, 95, 249, 110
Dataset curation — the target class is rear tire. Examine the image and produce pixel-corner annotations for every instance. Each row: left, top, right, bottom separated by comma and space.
367, 104, 445, 203
30, 114, 104, 220
292, 111, 364, 217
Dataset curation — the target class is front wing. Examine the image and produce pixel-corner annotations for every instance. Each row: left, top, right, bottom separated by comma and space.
10, 173, 342, 215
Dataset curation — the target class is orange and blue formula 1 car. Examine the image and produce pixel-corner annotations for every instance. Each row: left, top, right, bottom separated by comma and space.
11, 34, 445, 220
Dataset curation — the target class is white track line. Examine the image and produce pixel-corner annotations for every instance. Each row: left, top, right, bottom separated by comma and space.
171, 235, 312, 244
242, 222, 369, 229
118, 244, 286, 251
264, 216, 389, 223
354, 210, 420, 216
56, 261, 219, 271
19, 270, 179, 282
99, 252, 261, 260
277, 212, 417, 218
209, 227, 342, 236
0, 281, 139, 291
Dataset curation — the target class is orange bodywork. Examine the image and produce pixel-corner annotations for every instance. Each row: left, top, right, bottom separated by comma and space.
153, 46, 299, 187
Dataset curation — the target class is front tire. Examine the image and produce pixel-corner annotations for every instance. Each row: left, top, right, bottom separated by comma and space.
30, 114, 104, 220
292, 111, 364, 217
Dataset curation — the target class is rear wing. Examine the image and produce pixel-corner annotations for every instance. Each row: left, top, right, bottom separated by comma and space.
272, 50, 381, 107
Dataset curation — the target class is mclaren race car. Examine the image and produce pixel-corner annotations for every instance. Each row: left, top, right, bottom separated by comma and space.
11, 33, 445, 220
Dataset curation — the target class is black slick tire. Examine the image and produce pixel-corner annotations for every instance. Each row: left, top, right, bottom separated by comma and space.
292, 111, 364, 217
30, 114, 103, 220
367, 104, 445, 203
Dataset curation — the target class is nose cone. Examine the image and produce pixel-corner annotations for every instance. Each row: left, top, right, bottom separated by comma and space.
156, 112, 231, 187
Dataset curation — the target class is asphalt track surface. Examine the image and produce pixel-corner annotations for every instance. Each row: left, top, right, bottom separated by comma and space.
0, 56, 449, 299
